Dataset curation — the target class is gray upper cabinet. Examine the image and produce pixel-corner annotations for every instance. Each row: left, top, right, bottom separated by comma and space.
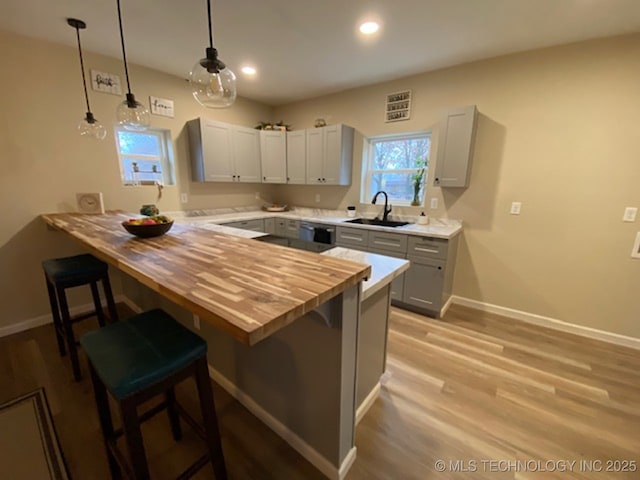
260, 130, 287, 183
188, 118, 261, 183
286, 130, 306, 184
433, 105, 478, 188
306, 124, 354, 185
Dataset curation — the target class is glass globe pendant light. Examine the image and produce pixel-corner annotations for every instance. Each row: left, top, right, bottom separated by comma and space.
190, 0, 237, 108
67, 18, 107, 140
115, 0, 150, 130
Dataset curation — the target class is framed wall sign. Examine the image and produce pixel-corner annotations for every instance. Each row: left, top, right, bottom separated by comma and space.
90, 70, 122, 95
385, 89, 412, 122
149, 96, 175, 118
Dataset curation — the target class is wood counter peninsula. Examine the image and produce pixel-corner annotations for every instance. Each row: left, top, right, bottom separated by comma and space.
42, 211, 370, 479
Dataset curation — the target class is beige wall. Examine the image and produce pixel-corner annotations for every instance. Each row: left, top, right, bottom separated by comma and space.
1, 29, 639, 340
273, 34, 640, 339
0, 30, 274, 329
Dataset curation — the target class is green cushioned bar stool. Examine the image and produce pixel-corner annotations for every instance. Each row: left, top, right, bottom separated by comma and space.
43, 253, 119, 381
80, 309, 227, 480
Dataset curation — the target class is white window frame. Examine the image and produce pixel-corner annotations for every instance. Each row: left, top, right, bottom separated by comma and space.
114, 126, 176, 186
360, 130, 431, 206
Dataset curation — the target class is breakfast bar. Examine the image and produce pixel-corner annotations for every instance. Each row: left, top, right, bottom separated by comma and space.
42, 211, 373, 479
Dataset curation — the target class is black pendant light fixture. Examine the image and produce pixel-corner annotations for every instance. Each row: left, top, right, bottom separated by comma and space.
115, 0, 150, 130
67, 18, 107, 140
190, 0, 237, 108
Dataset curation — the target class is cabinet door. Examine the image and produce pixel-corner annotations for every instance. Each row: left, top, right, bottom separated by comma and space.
274, 218, 287, 237
306, 128, 324, 184
284, 219, 300, 238
264, 218, 275, 234
260, 130, 287, 183
323, 125, 341, 184
286, 130, 306, 184
201, 120, 234, 182
324, 124, 354, 186
403, 257, 445, 311
232, 126, 261, 183
433, 105, 477, 188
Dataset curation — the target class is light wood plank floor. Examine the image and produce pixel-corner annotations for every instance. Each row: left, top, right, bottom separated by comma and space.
1, 304, 638, 479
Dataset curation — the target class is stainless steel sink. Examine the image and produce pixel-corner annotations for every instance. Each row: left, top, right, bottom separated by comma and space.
345, 218, 409, 228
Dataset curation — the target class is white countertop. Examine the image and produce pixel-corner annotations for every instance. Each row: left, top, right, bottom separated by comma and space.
321, 247, 410, 301
172, 206, 462, 239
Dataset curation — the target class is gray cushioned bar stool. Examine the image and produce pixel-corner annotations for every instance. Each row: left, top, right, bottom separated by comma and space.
80, 308, 227, 480
42, 253, 118, 381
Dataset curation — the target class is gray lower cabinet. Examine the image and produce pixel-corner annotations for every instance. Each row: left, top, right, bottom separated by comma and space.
335, 226, 369, 249
336, 226, 459, 317
264, 217, 275, 234
274, 218, 300, 238
221, 219, 265, 232
402, 256, 445, 311
368, 247, 405, 302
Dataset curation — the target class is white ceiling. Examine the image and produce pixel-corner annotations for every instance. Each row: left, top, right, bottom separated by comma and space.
2, 0, 640, 106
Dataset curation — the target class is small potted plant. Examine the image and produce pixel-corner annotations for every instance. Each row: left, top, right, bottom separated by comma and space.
410, 157, 427, 206
255, 120, 291, 131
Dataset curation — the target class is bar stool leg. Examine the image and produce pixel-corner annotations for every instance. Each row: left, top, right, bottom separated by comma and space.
101, 275, 119, 323
194, 357, 227, 480
121, 400, 150, 480
89, 282, 107, 328
89, 363, 122, 479
165, 388, 183, 441
56, 285, 81, 381
44, 276, 66, 356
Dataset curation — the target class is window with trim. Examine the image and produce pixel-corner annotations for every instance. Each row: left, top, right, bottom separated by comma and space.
361, 131, 431, 206
114, 127, 175, 186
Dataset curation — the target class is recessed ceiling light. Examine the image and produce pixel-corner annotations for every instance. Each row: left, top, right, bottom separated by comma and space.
359, 21, 379, 35
241, 66, 257, 75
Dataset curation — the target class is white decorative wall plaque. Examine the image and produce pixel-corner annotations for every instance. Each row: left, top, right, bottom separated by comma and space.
149, 96, 175, 118
90, 70, 122, 95
385, 89, 412, 122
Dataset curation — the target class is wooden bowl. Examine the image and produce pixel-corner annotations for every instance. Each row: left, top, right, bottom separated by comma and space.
122, 220, 173, 238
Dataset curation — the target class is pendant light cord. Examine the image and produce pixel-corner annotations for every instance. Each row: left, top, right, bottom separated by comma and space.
74, 25, 92, 113
207, 0, 214, 47
116, 0, 133, 95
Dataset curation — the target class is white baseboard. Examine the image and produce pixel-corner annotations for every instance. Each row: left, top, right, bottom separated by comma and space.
440, 295, 454, 318
355, 383, 380, 425
208, 365, 355, 480
0, 294, 127, 338
451, 295, 640, 351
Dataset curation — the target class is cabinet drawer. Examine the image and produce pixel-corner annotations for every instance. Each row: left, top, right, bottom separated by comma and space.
367, 231, 407, 254
222, 219, 264, 232
407, 236, 448, 259
336, 226, 369, 247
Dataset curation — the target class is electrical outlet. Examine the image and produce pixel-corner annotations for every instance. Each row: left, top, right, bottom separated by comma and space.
510, 202, 522, 215
623, 207, 637, 222
193, 315, 200, 330
180, 193, 188, 204
255, 192, 260, 200
315, 194, 320, 203
430, 198, 438, 209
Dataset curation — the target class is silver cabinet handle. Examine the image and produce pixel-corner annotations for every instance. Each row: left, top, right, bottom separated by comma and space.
374, 240, 400, 248
341, 235, 363, 241
414, 247, 438, 253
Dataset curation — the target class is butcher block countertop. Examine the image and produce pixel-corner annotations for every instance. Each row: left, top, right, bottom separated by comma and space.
41, 212, 371, 346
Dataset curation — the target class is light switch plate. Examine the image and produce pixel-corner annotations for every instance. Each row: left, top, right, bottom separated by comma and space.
632, 233, 640, 259
76, 192, 105, 214
430, 198, 439, 209
623, 207, 637, 222
180, 193, 188, 204
510, 202, 522, 215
